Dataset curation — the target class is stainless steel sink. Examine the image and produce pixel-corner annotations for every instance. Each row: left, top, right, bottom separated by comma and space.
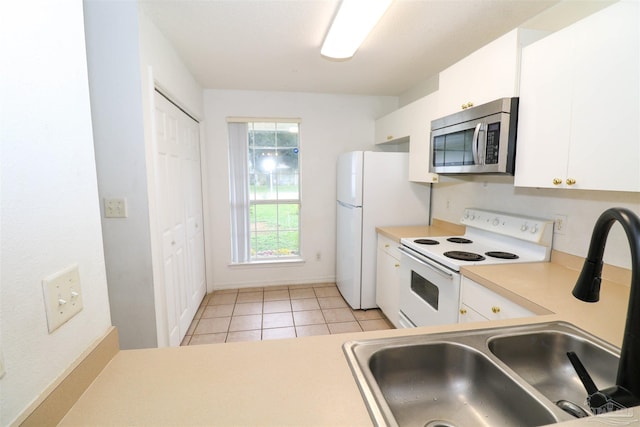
343, 322, 621, 427
488, 330, 619, 416
368, 342, 556, 427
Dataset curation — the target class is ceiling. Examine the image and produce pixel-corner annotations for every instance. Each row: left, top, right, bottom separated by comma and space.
140, 0, 564, 96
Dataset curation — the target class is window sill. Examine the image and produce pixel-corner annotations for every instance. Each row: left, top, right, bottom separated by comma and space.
228, 258, 306, 268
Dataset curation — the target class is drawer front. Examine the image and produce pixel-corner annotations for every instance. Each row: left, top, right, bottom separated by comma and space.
461, 277, 534, 321
377, 234, 400, 259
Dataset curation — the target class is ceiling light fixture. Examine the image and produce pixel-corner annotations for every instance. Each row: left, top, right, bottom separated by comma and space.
321, 0, 393, 60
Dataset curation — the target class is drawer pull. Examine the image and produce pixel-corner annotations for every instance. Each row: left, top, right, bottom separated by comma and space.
492, 306, 501, 314
460, 308, 467, 315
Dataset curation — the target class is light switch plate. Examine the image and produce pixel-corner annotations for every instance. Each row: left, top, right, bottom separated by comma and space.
104, 198, 127, 218
42, 264, 83, 333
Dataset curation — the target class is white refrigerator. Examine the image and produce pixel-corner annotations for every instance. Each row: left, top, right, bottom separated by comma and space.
336, 151, 430, 309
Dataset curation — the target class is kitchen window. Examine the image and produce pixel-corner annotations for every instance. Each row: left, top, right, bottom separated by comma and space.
228, 119, 301, 263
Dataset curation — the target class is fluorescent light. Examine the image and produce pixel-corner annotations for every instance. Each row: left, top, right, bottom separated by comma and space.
321, 0, 392, 60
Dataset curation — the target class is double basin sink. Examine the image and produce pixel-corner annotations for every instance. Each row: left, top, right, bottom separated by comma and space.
343, 322, 621, 427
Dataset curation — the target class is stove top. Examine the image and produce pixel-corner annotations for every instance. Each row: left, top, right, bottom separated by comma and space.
401, 208, 554, 272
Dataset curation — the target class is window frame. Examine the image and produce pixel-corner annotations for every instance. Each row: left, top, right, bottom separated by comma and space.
227, 117, 302, 264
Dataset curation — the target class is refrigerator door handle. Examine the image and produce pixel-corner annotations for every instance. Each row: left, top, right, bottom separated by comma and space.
337, 200, 359, 208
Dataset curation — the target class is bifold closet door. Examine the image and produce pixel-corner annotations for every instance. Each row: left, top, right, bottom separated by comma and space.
154, 90, 206, 346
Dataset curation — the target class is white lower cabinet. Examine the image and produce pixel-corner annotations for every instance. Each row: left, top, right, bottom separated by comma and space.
375, 234, 401, 327
459, 276, 534, 323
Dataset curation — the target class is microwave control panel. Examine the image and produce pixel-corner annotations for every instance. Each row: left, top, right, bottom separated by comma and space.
485, 122, 500, 164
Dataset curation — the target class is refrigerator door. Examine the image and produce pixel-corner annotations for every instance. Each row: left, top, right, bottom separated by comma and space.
336, 201, 363, 309
336, 151, 363, 206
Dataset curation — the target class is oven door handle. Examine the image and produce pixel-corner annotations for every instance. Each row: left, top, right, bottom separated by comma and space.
398, 246, 454, 280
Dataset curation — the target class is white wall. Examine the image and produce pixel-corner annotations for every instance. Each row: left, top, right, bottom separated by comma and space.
138, 10, 204, 119
0, 0, 112, 424
431, 176, 640, 269
204, 90, 397, 289
84, 0, 158, 350
83, 2, 204, 349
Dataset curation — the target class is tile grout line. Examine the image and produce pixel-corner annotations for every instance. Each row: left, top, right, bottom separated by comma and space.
186, 285, 391, 345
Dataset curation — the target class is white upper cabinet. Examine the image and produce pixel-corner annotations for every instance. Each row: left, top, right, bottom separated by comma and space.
406, 93, 440, 183
375, 107, 410, 145
375, 92, 440, 183
515, 1, 640, 192
438, 29, 545, 117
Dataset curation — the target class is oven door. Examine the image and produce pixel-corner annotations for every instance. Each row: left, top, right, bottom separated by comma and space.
398, 247, 461, 328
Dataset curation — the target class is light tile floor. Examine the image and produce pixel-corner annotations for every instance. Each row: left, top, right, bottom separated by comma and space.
181, 283, 393, 345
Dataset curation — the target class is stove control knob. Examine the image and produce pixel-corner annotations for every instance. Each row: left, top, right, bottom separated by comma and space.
492, 218, 500, 226
521, 223, 529, 232
530, 224, 539, 234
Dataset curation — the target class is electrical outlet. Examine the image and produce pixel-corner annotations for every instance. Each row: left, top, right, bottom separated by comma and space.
42, 264, 83, 333
104, 198, 127, 218
553, 214, 568, 235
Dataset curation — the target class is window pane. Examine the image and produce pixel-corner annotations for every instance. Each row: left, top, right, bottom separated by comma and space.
249, 203, 299, 259
251, 204, 278, 231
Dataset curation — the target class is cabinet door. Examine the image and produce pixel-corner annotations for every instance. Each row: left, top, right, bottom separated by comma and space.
375, 94, 439, 183
515, 1, 640, 192
438, 30, 520, 117
514, 30, 574, 189
407, 93, 439, 183
567, 1, 640, 192
375, 108, 410, 144
375, 235, 401, 327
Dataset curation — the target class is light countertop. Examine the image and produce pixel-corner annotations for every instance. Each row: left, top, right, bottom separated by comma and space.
60, 225, 634, 427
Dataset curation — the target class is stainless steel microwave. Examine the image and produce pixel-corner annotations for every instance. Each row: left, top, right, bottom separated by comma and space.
430, 97, 518, 175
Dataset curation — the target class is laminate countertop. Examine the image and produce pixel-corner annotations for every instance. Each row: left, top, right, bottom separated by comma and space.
59, 225, 635, 427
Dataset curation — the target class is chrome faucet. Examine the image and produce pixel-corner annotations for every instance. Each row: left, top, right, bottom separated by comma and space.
571, 207, 640, 413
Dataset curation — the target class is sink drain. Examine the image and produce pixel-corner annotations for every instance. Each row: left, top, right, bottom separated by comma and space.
425, 421, 457, 427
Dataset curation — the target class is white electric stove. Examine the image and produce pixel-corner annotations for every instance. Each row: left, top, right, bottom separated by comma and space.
398, 208, 554, 328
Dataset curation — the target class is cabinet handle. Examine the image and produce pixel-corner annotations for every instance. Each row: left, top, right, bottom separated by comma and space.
394, 263, 400, 268
460, 308, 467, 315
491, 306, 501, 314
461, 102, 474, 110
566, 178, 576, 185
552, 178, 563, 185
386, 135, 393, 141
384, 244, 390, 248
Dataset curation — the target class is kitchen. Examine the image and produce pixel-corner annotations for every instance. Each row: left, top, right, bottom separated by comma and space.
2, 0, 640, 426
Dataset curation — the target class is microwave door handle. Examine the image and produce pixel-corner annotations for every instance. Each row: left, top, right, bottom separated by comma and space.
479, 122, 487, 165
472, 123, 482, 165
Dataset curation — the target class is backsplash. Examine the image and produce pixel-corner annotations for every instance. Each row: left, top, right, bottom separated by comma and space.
431, 176, 640, 270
